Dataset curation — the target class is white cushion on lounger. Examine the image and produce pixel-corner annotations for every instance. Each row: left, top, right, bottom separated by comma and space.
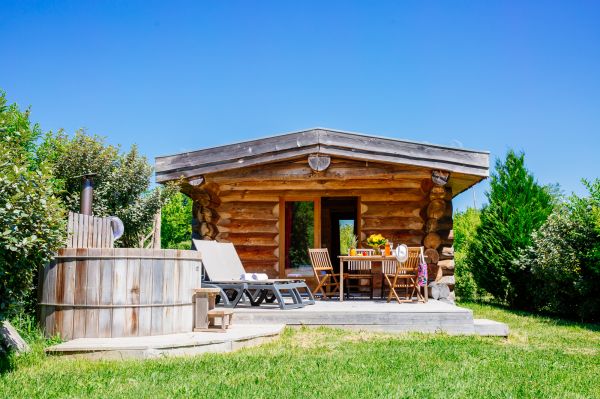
240, 273, 269, 281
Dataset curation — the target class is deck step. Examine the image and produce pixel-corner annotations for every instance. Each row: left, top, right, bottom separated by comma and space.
474, 319, 509, 337
232, 300, 504, 335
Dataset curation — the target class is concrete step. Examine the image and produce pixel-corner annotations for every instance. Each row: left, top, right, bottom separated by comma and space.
46, 324, 285, 360
474, 319, 509, 337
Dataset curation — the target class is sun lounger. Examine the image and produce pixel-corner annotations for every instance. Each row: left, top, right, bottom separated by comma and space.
193, 240, 315, 309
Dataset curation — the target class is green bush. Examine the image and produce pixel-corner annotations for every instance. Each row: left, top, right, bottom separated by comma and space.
468, 150, 554, 308
161, 192, 192, 249
453, 208, 481, 301
516, 180, 600, 321
41, 131, 177, 247
0, 93, 65, 320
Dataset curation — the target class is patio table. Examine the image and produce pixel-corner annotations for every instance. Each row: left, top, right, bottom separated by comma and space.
337, 255, 398, 302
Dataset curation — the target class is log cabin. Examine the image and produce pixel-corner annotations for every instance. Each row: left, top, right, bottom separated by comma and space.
155, 128, 489, 297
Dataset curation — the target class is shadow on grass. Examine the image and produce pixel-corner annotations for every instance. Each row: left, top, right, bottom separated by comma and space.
0, 350, 14, 375
461, 300, 600, 333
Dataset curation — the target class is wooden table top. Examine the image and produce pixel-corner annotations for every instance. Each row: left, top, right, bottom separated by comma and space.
338, 255, 398, 261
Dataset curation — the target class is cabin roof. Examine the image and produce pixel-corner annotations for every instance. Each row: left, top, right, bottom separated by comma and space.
155, 127, 489, 184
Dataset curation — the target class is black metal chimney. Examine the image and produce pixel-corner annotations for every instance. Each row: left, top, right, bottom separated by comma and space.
77, 173, 97, 215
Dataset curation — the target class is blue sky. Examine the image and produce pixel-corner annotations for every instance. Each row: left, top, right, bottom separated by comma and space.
2, 1, 599, 211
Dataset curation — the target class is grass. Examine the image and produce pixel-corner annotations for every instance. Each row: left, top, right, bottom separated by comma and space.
1, 303, 598, 399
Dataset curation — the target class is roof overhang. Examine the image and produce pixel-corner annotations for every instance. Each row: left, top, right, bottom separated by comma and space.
155, 128, 489, 187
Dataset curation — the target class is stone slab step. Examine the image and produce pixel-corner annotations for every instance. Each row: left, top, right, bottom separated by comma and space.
46, 324, 285, 360
474, 319, 509, 337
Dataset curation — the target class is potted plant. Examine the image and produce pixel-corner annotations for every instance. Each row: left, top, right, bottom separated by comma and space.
366, 234, 387, 255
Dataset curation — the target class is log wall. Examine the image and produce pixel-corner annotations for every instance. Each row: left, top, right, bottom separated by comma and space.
185, 157, 456, 295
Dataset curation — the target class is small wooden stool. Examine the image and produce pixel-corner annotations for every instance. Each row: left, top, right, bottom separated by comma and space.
193, 288, 221, 332
207, 309, 234, 332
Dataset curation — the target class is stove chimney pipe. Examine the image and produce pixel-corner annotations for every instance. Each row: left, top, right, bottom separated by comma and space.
77, 173, 97, 215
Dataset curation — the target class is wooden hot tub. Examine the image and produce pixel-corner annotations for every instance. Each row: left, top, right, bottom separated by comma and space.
39, 248, 203, 340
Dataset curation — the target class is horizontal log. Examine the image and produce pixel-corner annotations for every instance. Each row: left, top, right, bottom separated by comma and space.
233, 245, 279, 258
219, 233, 279, 247
361, 231, 423, 246
361, 201, 426, 218
361, 217, 424, 231
218, 179, 423, 192
217, 202, 279, 220
420, 179, 434, 195
239, 262, 278, 275
217, 233, 278, 246
238, 249, 279, 259
218, 189, 426, 203
217, 219, 278, 234
207, 160, 433, 183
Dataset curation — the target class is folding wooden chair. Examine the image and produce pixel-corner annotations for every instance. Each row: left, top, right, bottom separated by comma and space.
383, 247, 424, 303
308, 248, 342, 299
346, 248, 374, 299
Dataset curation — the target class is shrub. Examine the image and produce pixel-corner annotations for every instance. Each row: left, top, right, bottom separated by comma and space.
468, 150, 554, 308
0, 93, 65, 320
453, 208, 481, 301
516, 180, 600, 321
41, 131, 177, 247
161, 192, 192, 249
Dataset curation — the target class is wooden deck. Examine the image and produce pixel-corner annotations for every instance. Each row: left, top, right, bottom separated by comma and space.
232, 300, 508, 336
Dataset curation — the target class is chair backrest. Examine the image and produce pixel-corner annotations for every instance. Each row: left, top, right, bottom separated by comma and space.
348, 248, 374, 271
383, 246, 424, 275
193, 239, 247, 281
308, 248, 334, 278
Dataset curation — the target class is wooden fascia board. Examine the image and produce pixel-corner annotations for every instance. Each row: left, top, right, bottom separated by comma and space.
155, 128, 489, 182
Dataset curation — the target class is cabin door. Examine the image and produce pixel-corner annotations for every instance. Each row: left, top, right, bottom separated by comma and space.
321, 197, 359, 273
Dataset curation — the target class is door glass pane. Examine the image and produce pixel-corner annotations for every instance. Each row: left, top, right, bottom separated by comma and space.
285, 201, 314, 269
339, 220, 355, 255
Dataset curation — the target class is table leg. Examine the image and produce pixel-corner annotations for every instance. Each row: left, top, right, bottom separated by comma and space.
339, 259, 344, 302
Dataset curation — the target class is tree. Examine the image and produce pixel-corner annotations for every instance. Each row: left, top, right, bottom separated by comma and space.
161, 192, 192, 249
516, 180, 600, 321
468, 150, 554, 308
453, 208, 481, 301
41, 131, 177, 247
0, 93, 65, 319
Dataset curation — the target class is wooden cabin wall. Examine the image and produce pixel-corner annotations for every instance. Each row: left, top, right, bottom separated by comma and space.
186, 157, 456, 296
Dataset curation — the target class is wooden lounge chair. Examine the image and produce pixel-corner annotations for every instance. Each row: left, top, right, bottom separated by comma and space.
308, 248, 343, 299
382, 246, 424, 303
194, 240, 315, 310
345, 248, 374, 299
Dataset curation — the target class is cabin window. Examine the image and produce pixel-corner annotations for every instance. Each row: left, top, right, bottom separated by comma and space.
284, 201, 314, 270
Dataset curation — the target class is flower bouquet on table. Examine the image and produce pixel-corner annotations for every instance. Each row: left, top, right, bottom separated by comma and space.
366, 233, 387, 255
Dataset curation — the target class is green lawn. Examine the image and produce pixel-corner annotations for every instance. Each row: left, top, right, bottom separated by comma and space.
1, 303, 599, 399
